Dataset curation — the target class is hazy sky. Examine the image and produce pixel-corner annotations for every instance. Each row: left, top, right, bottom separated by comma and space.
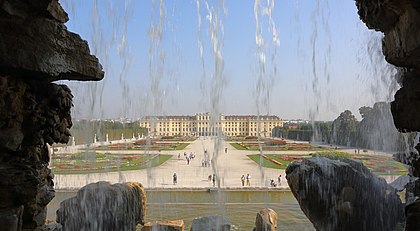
60, 0, 398, 121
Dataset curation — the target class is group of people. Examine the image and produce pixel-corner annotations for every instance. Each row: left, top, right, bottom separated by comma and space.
208, 174, 217, 187
201, 159, 211, 167
270, 174, 282, 187
239, 174, 282, 187
180, 152, 195, 165
240, 174, 252, 186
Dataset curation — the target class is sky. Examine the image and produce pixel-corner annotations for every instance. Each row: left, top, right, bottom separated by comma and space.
59, 0, 398, 121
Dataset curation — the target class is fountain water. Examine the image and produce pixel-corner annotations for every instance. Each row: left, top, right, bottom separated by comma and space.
40, 0, 420, 230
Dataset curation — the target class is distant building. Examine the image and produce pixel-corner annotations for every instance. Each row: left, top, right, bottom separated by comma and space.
139, 112, 283, 137
283, 119, 310, 125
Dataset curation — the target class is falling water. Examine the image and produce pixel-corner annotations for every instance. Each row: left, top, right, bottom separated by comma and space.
46, 0, 419, 229
194, 0, 228, 218
55, 0, 134, 187
147, 0, 166, 188
253, 0, 280, 187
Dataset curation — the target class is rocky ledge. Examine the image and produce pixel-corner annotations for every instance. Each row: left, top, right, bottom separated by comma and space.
0, 0, 104, 81
0, 0, 103, 230
286, 157, 404, 231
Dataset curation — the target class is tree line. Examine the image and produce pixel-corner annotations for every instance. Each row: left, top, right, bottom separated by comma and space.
273, 102, 417, 152
70, 120, 148, 145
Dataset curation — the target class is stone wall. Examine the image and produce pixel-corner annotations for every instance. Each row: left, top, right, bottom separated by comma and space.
0, 0, 103, 230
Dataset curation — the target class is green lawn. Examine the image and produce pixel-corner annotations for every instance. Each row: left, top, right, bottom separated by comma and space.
230, 143, 247, 150
247, 154, 284, 169
174, 143, 190, 150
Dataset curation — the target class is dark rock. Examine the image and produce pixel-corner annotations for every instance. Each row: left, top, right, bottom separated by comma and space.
190, 215, 231, 231
391, 70, 420, 132
0, 206, 23, 231
1, 0, 68, 23
0, 0, 82, 82
254, 208, 277, 231
45, 222, 62, 231
405, 199, 420, 231
355, 1, 420, 228
56, 181, 146, 231
382, 8, 420, 69
355, 0, 401, 32
0, 74, 74, 229
389, 175, 411, 192
286, 157, 404, 231
0, 15, 104, 81
0, 0, 102, 229
142, 220, 184, 231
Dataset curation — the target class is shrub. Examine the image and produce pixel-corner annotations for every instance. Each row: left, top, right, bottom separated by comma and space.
314, 151, 351, 160
245, 136, 258, 140
161, 136, 174, 140
264, 139, 286, 146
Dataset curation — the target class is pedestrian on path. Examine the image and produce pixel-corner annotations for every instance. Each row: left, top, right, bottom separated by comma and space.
246, 173, 251, 186
241, 175, 245, 186
212, 174, 216, 187
173, 172, 177, 185
278, 174, 282, 185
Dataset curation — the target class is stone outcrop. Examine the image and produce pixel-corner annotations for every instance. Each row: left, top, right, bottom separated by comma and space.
254, 208, 278, 231
56, 181, 146, 231
190, 216, 231, 231
391, 70, 420, 132
0, 0, 104, 81
0, 0, 103, 230
355, 1, 420, 230
142, 220, 184, 231
286, 157, 404, 231
0, 75, 72, 230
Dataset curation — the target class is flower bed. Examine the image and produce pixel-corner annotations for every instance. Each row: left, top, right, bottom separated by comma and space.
51, 153, 172, 174
247, 153, 408, 175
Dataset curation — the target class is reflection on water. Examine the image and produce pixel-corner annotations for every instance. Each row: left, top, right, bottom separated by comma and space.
48, 190, 314, 230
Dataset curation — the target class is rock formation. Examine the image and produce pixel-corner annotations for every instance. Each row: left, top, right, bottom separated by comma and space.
286, 157, 404, 231
0, 0, 103, 230
56, 181, 146, 231
355, 0, 420, 229
254, 208, 278, 231
190, 216, 231, 231
142, 220, 184, 231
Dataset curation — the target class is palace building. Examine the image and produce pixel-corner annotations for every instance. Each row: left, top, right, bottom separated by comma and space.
139, 112, 283, 137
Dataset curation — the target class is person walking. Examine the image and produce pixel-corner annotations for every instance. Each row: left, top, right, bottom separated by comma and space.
212, 174, 216, 187
241, 175, 245, 186
173, 172, 177, 185
246, 173, 251, 186
278, 174, 282, 185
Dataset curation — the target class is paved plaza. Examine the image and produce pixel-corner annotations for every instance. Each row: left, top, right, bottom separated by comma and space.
53, 137, 399, 190
54, 137, 290, 190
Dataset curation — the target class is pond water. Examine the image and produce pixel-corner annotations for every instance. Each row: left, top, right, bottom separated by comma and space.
48, 190, 314, 230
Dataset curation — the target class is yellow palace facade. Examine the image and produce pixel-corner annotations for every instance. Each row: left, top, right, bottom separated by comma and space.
139, 112, 283, 137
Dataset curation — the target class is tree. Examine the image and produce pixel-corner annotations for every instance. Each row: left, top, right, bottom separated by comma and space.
313, 121, 333, 143
359, 106, 373, 119
357, 102, 402, 151
332, 110, 359, 146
